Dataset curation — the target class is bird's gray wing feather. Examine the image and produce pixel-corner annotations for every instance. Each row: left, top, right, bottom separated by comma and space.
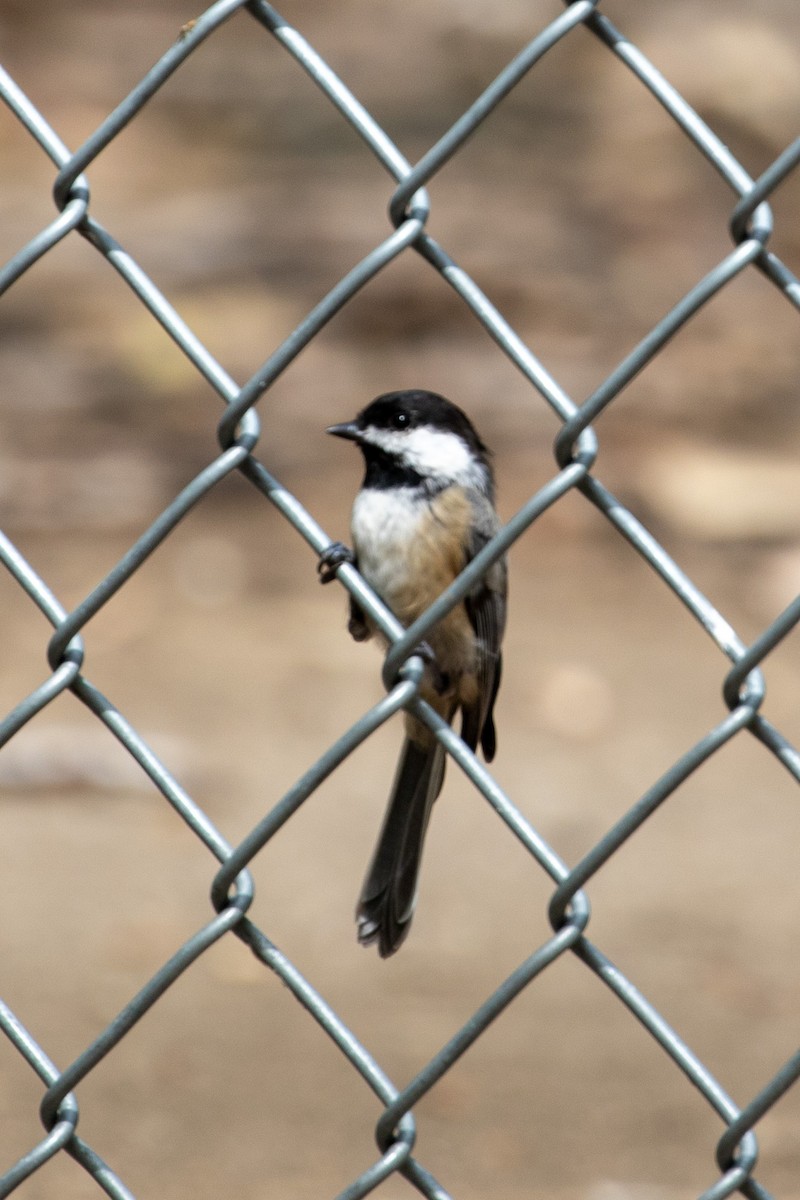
462, 493, 506, 760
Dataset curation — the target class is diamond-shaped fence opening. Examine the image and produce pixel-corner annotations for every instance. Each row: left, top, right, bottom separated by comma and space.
2, 3, 800, 1199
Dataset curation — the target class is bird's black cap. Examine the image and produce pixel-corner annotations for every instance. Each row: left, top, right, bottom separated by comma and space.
328, 389, 488, 457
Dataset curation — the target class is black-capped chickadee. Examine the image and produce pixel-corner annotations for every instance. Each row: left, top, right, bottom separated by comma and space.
320, 389, 507, 957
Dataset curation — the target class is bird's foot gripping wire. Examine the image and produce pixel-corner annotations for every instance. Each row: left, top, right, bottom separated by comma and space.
318, 541, 355, 584
401, 640, 449, 696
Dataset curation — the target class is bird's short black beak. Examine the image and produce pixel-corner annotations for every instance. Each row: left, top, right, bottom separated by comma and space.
327, 420, 362, 442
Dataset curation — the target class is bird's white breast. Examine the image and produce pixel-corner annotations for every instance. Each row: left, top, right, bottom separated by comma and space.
351, 487, 422, 601
351, 483, 475, 637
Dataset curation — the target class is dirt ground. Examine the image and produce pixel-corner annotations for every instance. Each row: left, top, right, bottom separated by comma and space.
2, 3, 800, 1199
4, 488, 800, 1200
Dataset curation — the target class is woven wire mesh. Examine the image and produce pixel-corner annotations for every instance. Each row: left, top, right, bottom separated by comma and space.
2, 2, 800, 1197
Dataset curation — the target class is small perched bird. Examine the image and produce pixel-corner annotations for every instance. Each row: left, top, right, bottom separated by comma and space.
320, 389, 507, 957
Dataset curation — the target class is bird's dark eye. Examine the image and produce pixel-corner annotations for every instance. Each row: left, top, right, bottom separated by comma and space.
389, 411, 410, 430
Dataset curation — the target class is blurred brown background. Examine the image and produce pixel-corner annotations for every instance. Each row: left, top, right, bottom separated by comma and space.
2, 2, 800, 1197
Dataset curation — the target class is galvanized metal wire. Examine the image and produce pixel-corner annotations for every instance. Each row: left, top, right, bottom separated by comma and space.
1, 2, 800, 1198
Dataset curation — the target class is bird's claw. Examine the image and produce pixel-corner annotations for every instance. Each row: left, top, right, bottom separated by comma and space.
409, 641, 449, 695
412, 640, 435, 667
318, 541, 354, 584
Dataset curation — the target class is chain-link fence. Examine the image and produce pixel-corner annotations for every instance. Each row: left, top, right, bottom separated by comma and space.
2, 2, 800, 1198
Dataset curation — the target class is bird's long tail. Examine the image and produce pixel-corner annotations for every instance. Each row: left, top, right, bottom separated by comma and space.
356, 736, 446, 957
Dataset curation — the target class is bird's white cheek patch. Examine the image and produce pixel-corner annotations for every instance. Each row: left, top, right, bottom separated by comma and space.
361, 425, 476, 484
403, 428, 473, 480
363, 428, 407, 458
